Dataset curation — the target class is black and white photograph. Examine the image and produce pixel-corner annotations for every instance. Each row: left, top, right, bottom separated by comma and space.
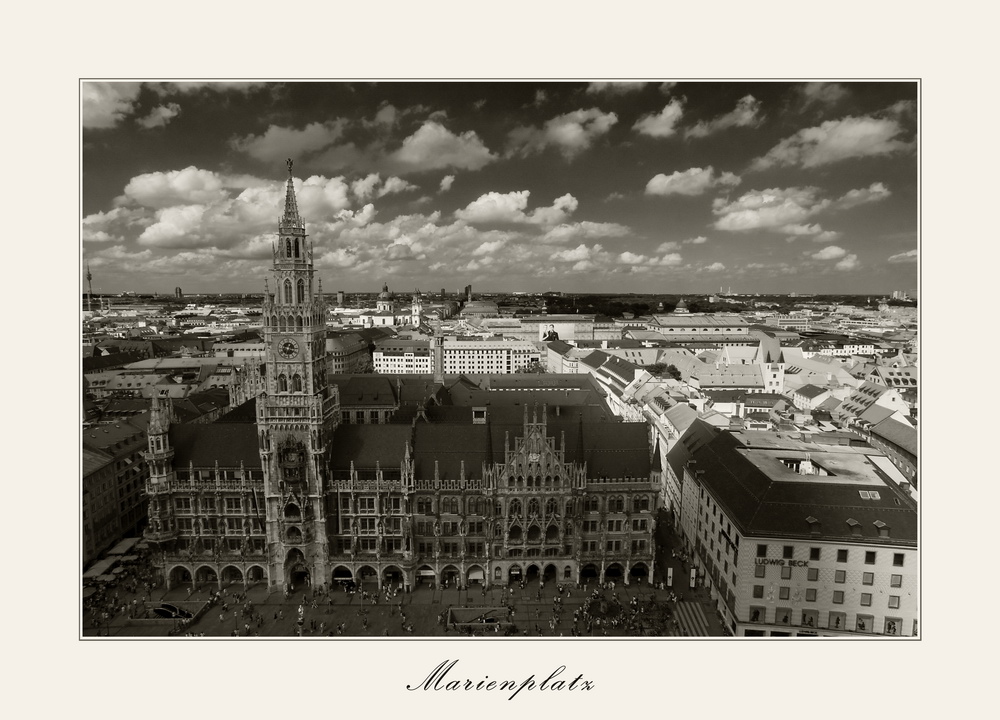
80, 80, 919, 640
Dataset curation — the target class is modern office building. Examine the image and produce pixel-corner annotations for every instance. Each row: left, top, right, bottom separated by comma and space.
667, 420, 917, 637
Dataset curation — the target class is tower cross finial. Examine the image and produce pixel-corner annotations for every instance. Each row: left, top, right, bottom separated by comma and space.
286, 158, 293, 175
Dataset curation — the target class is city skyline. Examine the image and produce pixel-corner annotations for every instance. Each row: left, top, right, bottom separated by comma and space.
82, 81, 918, 296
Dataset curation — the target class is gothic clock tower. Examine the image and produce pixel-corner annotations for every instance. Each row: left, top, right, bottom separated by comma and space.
257, 159, 339, 592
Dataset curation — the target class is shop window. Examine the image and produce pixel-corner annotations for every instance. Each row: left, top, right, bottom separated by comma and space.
776, 608, 792, 625
801, 609, 818, 628
828, 611, 845, 631
856, 614, 873, 633
749, 606, 765, 623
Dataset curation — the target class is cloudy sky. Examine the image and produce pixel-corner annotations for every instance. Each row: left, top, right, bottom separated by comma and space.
82, 81, 917, 295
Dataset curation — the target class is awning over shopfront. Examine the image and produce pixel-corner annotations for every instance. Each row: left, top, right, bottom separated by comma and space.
417, 570, 436, 577
107, 537, 141, 555
468, 569, 485, 580
83, 556, 119, 580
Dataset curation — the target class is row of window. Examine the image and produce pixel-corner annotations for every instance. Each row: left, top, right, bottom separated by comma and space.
755, 564, 905, 587
752, 584, 904, 608
174, 497, 246, 512
756, 544, 906, 566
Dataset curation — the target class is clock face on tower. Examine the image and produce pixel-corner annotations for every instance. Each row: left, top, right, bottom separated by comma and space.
277, 339, 299, 359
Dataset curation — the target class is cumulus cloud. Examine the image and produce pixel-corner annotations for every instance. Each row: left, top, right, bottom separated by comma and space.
540, 221, 630, 243
586, 82, 646, 95
123, 167, 229, 209
507, 108, 618, 160
454, 191, 578, 227
799, 82, 848, 108
231, 121, 347, 164
686, 95, 762, 138
351, 174, 416, 200
388, 121, 496, 173
137, 103, 181, 129
836, 182, 891, 208
455, 191, 531, 224
750, 111, 913, 170
657, 241, 680, 253
439, 175, 455, 193
835, 254, 859, 271
713, 186, 830, 232
888, 249, 918, 263
646, 166, 741, 196
82, 82, 142, 128
633, 98, 684, 138
811, 245, 847, 260
713, 183, 887, 234
683, 236, 708, 244
704, 262, 726, 271
552, 243, 597, 262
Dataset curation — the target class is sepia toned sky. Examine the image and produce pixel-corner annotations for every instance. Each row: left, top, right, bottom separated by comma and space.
82, 81, 917, 295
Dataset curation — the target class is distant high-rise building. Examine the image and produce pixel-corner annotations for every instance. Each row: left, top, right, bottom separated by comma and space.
441, 288, 446, 300
175, 286, 183, 299
86, 264, 94, 312
337, 290, 345, 305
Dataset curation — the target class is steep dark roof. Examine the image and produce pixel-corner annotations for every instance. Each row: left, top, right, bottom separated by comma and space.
670, 423, 916, 544
170, 424, 260, 468
329, 424, 412, 470
870, 417, 917, 456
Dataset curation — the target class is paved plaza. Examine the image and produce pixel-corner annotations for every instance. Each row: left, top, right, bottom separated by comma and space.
83, 522, 728, 639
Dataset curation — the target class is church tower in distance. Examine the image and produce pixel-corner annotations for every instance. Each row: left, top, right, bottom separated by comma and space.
257, 159, 339, 591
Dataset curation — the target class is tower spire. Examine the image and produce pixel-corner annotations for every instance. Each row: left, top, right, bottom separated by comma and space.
281, 158, 302, 229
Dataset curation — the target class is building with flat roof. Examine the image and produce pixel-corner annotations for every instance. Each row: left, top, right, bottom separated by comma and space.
667, 421, 917, 637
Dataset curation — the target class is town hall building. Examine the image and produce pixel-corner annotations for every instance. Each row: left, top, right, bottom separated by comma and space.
143, 162, 659, 593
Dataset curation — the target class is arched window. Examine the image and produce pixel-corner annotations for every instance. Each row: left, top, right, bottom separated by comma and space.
278, 374, 288, 392
292, 374, 302, 392
294, 239, 300, 258
509, 499, 522, 517
494, 501, 503, 517
270, 315, 277, 329
296, 315, 303, 329
546, 498, 558, 516
283, 280, 292, 304
528, 498, 540, 516
285, 238, 291, 256
297, 279, 305, 303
